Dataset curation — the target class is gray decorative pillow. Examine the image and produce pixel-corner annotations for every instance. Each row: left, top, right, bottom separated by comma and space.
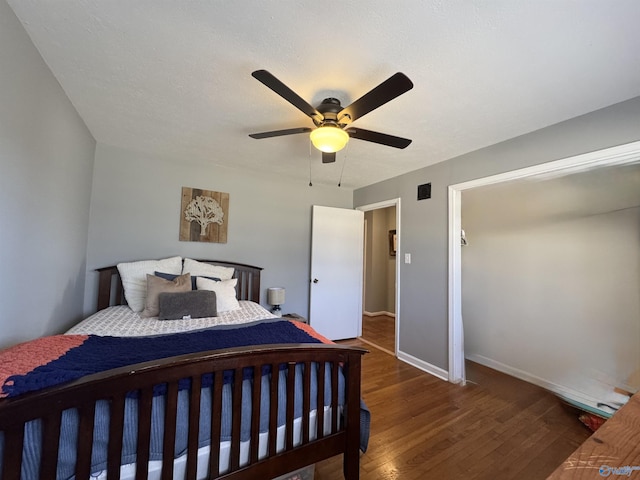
157, 290, 217, 320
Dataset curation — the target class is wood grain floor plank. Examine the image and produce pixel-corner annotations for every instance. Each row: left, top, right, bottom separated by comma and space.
315, 339, 591, 480
361, 314, 395, 353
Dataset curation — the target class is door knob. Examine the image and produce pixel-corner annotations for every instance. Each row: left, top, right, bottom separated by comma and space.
313, 278, 319, 283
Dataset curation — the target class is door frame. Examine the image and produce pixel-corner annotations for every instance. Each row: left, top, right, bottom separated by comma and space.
447, 140, 640, 384
357, 198, 401, 354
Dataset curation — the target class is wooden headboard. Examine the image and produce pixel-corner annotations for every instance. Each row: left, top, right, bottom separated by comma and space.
96, 260, 263, 311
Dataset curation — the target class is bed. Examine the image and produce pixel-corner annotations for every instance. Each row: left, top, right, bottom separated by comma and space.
0, 258, 368, 480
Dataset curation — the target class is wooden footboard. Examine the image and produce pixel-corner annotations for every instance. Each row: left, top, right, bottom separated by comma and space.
0, 343, 366, 480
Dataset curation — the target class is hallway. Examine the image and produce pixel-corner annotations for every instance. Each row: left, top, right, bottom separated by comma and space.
360, 314, 395, 354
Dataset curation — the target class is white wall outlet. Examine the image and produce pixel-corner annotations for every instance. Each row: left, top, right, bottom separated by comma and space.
404, 253, 411, 264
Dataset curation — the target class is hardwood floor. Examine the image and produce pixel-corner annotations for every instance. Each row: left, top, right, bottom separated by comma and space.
360, 314, 395, 353
315, 340, 591, 480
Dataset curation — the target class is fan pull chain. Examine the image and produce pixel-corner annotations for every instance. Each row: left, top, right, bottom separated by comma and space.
337, 143, 348, 187
308, 140, 313, 187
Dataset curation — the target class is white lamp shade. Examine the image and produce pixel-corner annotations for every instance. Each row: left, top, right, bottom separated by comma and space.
309, 125, 349, 153
267, 287, 285, 306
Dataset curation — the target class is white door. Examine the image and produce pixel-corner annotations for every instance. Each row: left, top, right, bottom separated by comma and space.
309, 205, 364, 340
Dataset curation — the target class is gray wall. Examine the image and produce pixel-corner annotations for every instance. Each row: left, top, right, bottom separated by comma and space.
85, 143, 353, 317
0, 1, 96, 348
354, 96, 640, 371
462, 204, 640, 396
385, 207, 396, 313
364, 207, 396, 314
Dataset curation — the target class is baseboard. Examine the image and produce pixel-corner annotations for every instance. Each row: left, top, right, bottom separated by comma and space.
363, 311, 396, 318
465, 353, 603, 407
358, 337, 395, 357
397, 350, 448, 382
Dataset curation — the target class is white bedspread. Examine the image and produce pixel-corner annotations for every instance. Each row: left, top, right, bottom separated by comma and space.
66, 301, 277, 337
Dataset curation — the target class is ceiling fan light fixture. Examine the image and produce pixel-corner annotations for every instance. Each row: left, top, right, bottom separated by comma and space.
310, 125, 349, 153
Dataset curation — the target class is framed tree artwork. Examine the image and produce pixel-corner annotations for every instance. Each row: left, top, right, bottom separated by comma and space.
179, 187, 229, 243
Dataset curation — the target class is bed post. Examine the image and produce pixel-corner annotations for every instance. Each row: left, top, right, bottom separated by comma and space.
97, 267, 114, 311
343, 350, 363, 479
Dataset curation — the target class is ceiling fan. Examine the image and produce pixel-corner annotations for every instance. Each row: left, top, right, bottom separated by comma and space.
249, 70, 414, 163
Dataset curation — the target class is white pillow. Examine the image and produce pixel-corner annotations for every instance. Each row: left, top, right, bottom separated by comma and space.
183, 258, 234, 280
196, 277, 240, 313
116, 256, 182, 312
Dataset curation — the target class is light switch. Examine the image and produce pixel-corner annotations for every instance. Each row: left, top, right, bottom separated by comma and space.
404, 253, 411, 264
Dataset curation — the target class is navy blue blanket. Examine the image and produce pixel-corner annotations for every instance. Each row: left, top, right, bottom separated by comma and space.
3, 319, 323, 398
0, 320, 370, 479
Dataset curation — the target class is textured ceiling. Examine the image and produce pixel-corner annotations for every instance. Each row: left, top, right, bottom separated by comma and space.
8, 0, 640, 188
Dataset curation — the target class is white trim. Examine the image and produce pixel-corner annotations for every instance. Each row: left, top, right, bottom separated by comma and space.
448, 186, 465, 384
466, 354, 613, 414
397, 351, 449, 382
359, 337, 396, 357
395, 198, 401, 356
357, 198, 401, 356
363, 311, 396, 318
361, 217, 368, 338
357, 198, 400, 212
453, 140, 640, 191
448, 140, 640, 384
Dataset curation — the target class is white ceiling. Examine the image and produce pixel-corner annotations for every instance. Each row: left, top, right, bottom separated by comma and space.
8, 0, 640, 189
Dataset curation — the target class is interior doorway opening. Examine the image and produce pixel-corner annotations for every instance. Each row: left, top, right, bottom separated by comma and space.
448, 140, 640, 387
357, 199, 401, 355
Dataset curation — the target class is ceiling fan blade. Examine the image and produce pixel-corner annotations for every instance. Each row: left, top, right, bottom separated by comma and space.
322, 152, 336, 163
338, 73, 413, 123
249, 127, 312, 139
346, 127, 412, 149
252, 70, 322, 122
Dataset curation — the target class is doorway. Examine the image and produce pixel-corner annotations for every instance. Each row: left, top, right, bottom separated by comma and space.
461, 164, 640, 411
357, 198, 400, 355
447, 140, 640, 385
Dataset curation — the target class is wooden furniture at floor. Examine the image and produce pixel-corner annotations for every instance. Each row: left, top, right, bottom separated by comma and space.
97, 260, 262, 310
0, 260, 367, 480
548, 392, 640, 479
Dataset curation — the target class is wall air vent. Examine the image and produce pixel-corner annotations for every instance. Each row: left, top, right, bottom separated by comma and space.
417, 182, 431, 200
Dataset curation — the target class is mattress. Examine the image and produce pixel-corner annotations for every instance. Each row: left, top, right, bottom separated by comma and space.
66, 301, 277, 336
92, 409, 331, 480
